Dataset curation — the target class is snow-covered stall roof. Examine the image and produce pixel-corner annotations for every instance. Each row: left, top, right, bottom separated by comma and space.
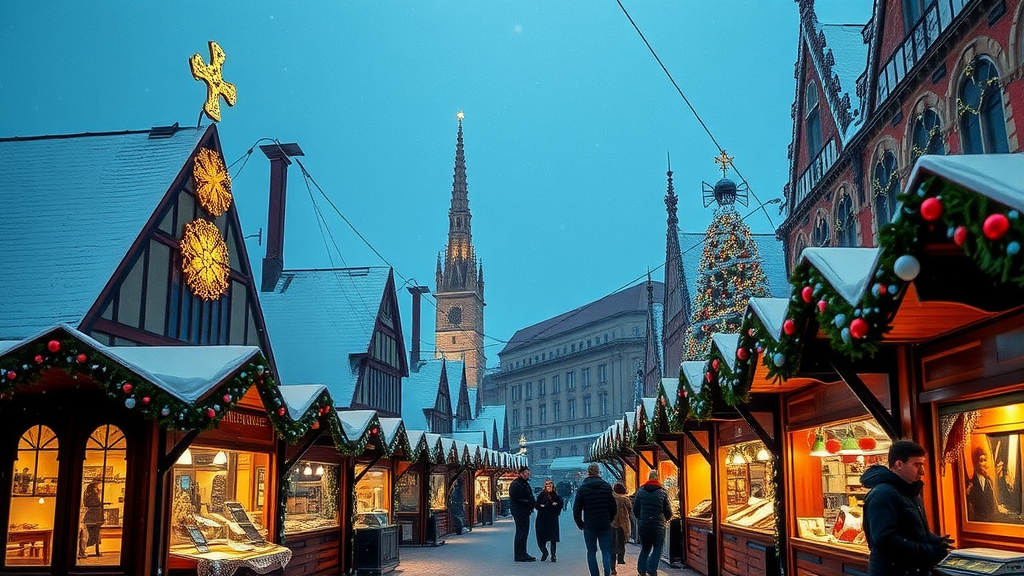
260, 267, 392, 407
0, 127, 208, 339
907, 154, 1024, 212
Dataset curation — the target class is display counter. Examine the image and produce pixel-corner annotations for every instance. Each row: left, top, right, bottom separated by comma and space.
790, 538, 868, 576
719, 525, 778, 576
685, 517, 713, 576
683, 431, 713, 575
353, 525, 400, 575
168, 542, 291, 576
717, 426, 778, 576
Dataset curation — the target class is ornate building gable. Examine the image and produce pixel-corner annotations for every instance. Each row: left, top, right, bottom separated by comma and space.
0, 124, 269, 353
435, 114, 487, 389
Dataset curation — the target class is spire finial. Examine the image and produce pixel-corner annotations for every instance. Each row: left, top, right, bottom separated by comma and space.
457, 110, 465, 122
713, 149, 735, 177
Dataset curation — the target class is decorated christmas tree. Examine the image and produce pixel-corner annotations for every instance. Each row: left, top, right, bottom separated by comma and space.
683, 153, 772, 361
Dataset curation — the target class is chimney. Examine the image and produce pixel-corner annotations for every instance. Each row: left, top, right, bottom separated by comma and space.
260, 142, 304, 292
407, 286, 430, 367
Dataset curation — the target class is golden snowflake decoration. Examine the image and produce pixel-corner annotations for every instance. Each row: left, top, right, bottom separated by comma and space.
193, 148, 233, 217
180, 219, 230, 300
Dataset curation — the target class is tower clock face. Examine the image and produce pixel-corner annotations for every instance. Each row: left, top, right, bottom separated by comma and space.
447, 306, 462, 326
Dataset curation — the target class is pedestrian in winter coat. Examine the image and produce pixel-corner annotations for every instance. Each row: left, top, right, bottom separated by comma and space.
573, 464, 617, 576
509, 466, 537, 561
81, 480, 105, 558
861, 439, 954, 576
611, 482, 632, 573
535, 479, 564, 562
633, 470, 672, 576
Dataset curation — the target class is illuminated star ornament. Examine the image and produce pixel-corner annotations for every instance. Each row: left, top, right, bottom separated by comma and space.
713, 150, 735, 176
193, 148, 233, 216
180, 219, 230, 300
190, 40, 237, 122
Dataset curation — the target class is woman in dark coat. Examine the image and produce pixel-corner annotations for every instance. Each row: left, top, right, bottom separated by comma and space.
82, 480, 105, 557
535, 478, 564, 562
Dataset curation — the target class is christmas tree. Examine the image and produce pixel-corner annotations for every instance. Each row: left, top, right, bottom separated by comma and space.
683, 154, 772, 361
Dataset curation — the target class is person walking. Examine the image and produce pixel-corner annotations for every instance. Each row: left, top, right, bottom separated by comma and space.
509, 466, 537, 562
633, 470, 672, 576
573, 463, 617, 576
535, 478, 564, 562
81, 480, 105, 558
861, 439, 954, 576
611, 482, 632, 573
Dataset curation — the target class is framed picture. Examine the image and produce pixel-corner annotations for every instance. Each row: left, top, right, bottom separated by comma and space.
255, 467, 266, 509
961, 430, 1023, 527
797, 517, 828, 539
83, 466, 114, 482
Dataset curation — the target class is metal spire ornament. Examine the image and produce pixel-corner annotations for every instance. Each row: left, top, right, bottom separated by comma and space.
190, 40, 237, 124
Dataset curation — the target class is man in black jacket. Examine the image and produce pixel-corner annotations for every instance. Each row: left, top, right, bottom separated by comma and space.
861, 439, 954, 576
633, 470, 673, 576
509, 466, 537, 561
573, 464, 617, 576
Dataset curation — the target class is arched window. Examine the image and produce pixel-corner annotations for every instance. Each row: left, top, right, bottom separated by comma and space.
835, 191, 858, 247
8, 425, 59, 567
78, 425, 127, 565
792, 236, 807, 269
873, 151, 900, 227
813, 214, 831, 247
959, 58, 1009, 154
911, 109, 945, 159
805, 83, 823, 156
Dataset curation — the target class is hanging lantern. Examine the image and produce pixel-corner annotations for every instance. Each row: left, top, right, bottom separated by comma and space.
839, 427, 862, 455
809, 431, 830, 457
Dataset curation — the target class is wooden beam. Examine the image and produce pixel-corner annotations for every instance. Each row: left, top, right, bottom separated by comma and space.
826, 352, 900, 441
656, 438, 681, 466
734, 404, 777, 455
683, 429, 711, 464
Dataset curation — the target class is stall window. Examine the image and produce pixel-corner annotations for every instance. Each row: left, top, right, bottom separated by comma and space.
721, 440, 775, 532
685, 437, 712, 521
475, 476, 492, 504
428, 473, 446, 511
168, 446, 271, 547
284, 460, 340, 534
355, 466, 391, 525
937, 398, 1024, 542
791, 417, 890, 549
394, 473, 420, 513
658, 459, 680, 517
77, 425, 128, 566
7, 425, 58, 567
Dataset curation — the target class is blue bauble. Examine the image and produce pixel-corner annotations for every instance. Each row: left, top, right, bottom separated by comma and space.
1008, 242, 1021, 256
833, 314, 847, 328
773, 353, 786, 367
124, 397, 136, 409
893, 254, 921, 281
841, 328, 852, 345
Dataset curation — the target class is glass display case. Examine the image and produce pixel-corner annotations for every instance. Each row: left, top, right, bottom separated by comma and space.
429, 473, 446, 511
659, 460, 680, 518
7, 425, 59, 567
721, 440, 775, 533
790, 417, 890, 550
283, 460, 340, 534
394, 472, 420, 514
355, 466, 391, 522
168, 446, 271, 547
937, 397, 1024, 542
475, 475, 492, 505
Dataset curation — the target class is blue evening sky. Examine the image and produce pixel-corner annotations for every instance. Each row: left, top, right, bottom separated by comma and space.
0, 1, 869, 363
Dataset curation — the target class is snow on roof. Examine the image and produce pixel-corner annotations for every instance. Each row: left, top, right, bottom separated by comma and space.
338, 409, 376, 442
453, 430, 486, 447
642, 397, 657, 420
402, 359, 448, 432
378, 417, 404, 449
681, 361, 708, 395
907, 154, 1024, 212
104, 345, 262, 403
467, 387, 478, 415
815, 23, 870, 141
0, 127, 208, 339
279, 384, 329, 420
799, 247, 881, 305
445, 360, 466, 412
477, 405, 507, 446
259, 267, 392, 407
713, 333, 741, 371
549, 456, 587, 471
748, 298, 791, 340
679, 231, 790, 300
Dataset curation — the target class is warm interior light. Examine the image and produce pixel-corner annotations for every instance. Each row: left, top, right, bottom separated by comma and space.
734, 451, 747, 465
809, 430, 830, 457
839, 428, 862, 455
38, 498, 45, 505
303, 463, 313, 476
213, 451, 228, 465
756, 447, 771, 462
176, 448, 194, 466
315, 465, 325, 476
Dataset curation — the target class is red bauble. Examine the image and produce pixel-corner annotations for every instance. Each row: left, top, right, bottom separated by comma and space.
142, 396, 151, 404
953, 226, 968, 246
705, 371, 713, 383
736, 347, 749, 361
920, 197, 944, 221
76, 353, 87, 364
801, 286, 814, 303
207, 408, 217, 418
817, 300, 827, 313
122, 383, 133, 394
850, 318, 869, 339
223, 394, 232, 403
983, 213, 1010, 240
747, 328, 756, 337
277, 406, 286, 416
47, 340, 61, 353
858, 437, 877, 451
825, 438, 842, 454
371, 427, 379, 435
6, 371, 16, 380
312, 421, 320, 430
783, 318, 797, 335
711, 359, 720, 371
34, 354, 44, 364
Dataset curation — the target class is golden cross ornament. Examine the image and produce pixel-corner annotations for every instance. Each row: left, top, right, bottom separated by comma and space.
190, 41, 237, 122
713, 150, 735, 177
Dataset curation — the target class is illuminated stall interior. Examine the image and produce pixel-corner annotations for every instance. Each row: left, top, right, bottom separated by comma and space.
168, 446, 271, 547
428, 472, 446, 512
936, 396, 1024, 548
685, 434, 712, 521
720, 440, 775, 532
355, 465, 392, 527
789, 417, 890, 550
475, 475, 492, 506
658, 456, 680, 517
283, 460, 340, 535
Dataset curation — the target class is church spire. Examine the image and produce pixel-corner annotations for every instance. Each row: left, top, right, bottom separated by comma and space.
440, 111, 479, 294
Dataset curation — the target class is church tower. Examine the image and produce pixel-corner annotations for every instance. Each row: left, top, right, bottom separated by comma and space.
435, 112, 486, 389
